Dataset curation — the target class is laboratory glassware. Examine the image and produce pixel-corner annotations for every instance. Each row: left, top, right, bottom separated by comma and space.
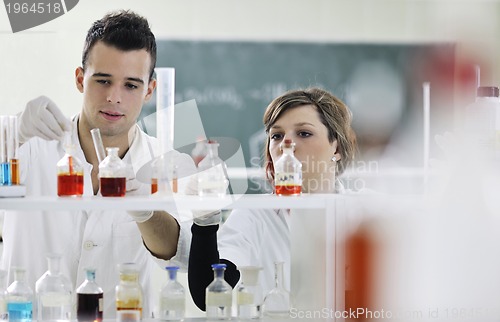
115, 263, 142, 322
237, 266, 263, 319
7, 267, 33, 322
158, 266, 185, 321
191, 138, 207, 167
262, 262, 290, 317
57, 132, 84, 197
274, 139, 302, 196
198, 140, 228, 197
99, 147, 127, 197
90, 128, 106, 164
151, 155, 178, 195
0, 270, 8, 322
206, 263, 232, 320
35, 253, 73, 322
7, 116, 20, 185
76, 268, 103, 322
0, 116, 8, 185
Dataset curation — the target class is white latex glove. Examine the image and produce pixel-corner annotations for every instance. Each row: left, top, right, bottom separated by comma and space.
125, 165, 153, 223
185, 173, 223, 226
18, 96, 72, 143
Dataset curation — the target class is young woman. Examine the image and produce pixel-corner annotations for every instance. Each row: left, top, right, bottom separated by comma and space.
188, 87, 357, 310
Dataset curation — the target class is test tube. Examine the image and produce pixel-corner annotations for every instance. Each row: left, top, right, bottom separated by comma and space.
7, 116, 19, 185
90, 128, 106, 164
0, 116, 8, 185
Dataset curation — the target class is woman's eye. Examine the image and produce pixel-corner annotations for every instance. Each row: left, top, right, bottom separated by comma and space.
270, 133, 283, 140
298, 131, 312, 138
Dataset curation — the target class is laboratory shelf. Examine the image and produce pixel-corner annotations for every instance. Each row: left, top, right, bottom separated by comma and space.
0, 193, 341, 212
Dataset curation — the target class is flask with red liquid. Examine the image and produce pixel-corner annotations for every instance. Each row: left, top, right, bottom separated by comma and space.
57, 132, 84, 197
274, 139, 302, 196
99, 147, 127, 197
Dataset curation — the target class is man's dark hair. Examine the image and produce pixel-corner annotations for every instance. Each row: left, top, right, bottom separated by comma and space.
82, 10, 157, 80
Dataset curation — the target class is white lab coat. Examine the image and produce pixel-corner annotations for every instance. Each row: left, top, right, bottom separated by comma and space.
0, 117, 194, 318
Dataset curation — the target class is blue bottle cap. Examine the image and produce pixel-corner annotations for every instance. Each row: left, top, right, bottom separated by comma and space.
211, 263, 227, 269
165, 266, 180, 271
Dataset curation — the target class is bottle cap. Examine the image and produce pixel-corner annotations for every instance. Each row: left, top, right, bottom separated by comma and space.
477, 86, 500, 98
211, 263, 227, 270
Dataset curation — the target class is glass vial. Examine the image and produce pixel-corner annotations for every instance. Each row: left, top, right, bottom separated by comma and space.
237, 266, 263, 319
158, 266, 185, 321
7, 116, 20, 185
57, 132, 84, 197
274, 139, 302, 196
0, 116, 8, 185
115, 263, 142, 322
206, 263, 232, 320
7, 267, 33, 322
0, 270, 8, 322
35, 254, 73, 322
198, 140, 228, 198
262, 262, 290, 317
76, 268, 103, 322
99, 147, 127, 197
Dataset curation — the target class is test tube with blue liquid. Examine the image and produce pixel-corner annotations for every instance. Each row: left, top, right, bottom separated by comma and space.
8, 116, 20, 185
0, 116, 9, 185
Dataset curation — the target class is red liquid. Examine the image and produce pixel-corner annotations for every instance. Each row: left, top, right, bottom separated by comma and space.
58, 173, 84, 196
275, 185, 301, 196
100, 177, 126, 197
151, 178, 158, 194
77, 293, 103, 322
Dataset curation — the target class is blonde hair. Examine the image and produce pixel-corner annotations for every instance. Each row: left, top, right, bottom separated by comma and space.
263, 87, 357, 182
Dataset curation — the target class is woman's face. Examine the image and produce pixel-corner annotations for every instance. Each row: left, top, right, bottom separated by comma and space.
268, 104, 340, 193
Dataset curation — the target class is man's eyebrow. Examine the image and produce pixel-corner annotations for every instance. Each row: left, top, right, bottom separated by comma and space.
91, 73, 144, 84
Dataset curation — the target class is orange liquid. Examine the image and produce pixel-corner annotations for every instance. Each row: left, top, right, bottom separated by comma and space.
151, 178, 158, 194
58, 173, 84, 196
10, 159, 20, 185
172, 177, 178, 193
275, 185, 301, 196
100, 177, 126, 197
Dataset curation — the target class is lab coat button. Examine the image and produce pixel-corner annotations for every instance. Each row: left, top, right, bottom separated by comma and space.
83, 241, 95, 250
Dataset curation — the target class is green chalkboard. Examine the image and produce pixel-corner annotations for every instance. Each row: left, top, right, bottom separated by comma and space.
140, 40, 455, 171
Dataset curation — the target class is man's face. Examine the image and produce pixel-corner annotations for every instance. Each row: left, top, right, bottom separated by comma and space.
76, 41, 156, 138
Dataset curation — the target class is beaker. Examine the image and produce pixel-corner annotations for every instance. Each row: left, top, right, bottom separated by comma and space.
206, 263, 232, 320
237, 266, 263, 319
76, 268, 103, 322
262, 262, 290, 317
7, 267, 33, 322
159, 266, 185, 321
99, 147, 127, 197
35, 254, 73, 322
115, 263, 142, 322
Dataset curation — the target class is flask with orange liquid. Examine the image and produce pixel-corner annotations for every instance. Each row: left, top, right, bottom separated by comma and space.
274, 139, 302, 196
57, 132, 84, 197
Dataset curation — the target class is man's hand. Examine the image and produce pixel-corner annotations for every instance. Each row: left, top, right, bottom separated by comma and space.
18, 96, 72, 143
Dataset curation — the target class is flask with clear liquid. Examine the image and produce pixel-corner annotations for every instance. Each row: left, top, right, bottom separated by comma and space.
7, 267, 33, 322
99, 147, 127, 197
158, 266, 185, 321
0, 270, 8, 322
198, 140, 228, 198
237, 266, 263, 319
76, 268, 103, 322
206, 263, 232, 320
274, 139, 302, 196
262, 262, 290, 317
35, 253, 73, 322
57, 132, 84, 197
115, 263, 142, 322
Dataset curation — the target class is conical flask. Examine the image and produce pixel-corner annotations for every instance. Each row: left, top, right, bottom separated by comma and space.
35, 253, 73, 322
206, 263, 232, 320
237, 266, 263, 319
76, 268, 103, 322
197, 140, 228, 198
7, 267, 33, 322
159, 266, 185, 321
262, 262, 290, 317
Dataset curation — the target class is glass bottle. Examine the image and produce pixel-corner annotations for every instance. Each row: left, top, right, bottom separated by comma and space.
205, 263, 232, 320
57, 132, 84, 197
76, 268, 103, 322
237, 266, 263, 319
274, 139, 302, 196
0, 270, 8, 322
262, 262, 290, 317
151, 155, 178, 195
198, 140, 228, 198
158, 266, 185, 321
35, 253, 73, 322
99, 147, 127, 197
115, 263, 142, 322
7, 267, 33, 322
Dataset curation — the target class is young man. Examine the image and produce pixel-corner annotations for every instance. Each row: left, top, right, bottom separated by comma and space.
1, 10, 193, 317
